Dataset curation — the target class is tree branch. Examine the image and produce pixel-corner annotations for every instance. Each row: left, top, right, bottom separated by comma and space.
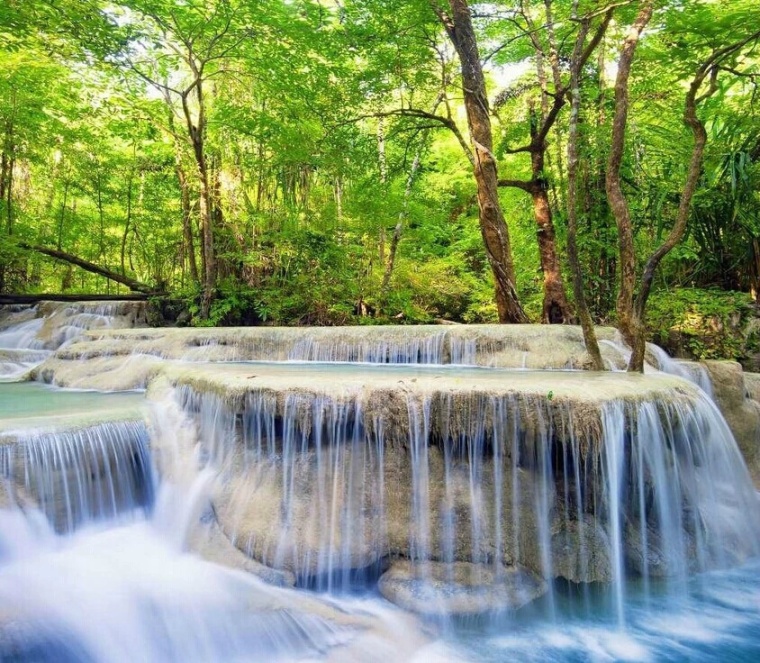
497, 178, 535, 192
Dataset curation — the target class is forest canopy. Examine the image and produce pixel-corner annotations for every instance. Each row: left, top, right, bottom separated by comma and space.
1, 0, 759, 365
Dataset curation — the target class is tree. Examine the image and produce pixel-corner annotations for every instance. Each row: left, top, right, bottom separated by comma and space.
565, 1, 614, 370
3, 0, 760, 336
112, 1, 257, 318
607, 0, 760, 371
431, 0, 528, 322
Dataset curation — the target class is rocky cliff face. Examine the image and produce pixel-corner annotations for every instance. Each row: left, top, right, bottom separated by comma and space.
703, 361, 760, 484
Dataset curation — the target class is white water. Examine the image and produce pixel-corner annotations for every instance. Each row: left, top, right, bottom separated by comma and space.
174, 373, 759, 602
601, 335, 715, 396
0, 302, 145, 380
0, 493, 452, 662
1, 308, 759, 661
0, 385, 458, 662
2, 377, 760, 661
0, 421, 153, 532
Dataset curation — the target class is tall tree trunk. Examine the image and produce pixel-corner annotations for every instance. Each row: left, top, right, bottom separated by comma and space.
177, 162, 199, 284
5, 150, 13, 236
377, 117, 388, 263
0, 145, 7, 206
334, 176, 343, 226
498, 1, 613, 323
594, 42, 615, 318
95, 166, 105, 261
1, 127, 14, 236
165, 99, 200, 286
567, 12, 604, 370
209, 155, 227, 278
181, 74, 216, 319
2, 92, 15, 236
606, 1, 654, 361
197, 150, 216, 318
523, 13, 572, 324
57, 178, 70, 251
121, 152, 136, 278
437, 0, 528, 323
530, 149, 572, 323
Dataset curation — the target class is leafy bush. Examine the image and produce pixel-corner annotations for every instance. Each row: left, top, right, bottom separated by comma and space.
646, 288, 755, 360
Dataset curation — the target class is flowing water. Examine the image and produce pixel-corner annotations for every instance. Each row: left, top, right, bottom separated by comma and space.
1, 308, 759, 661
0, 302, 147, 381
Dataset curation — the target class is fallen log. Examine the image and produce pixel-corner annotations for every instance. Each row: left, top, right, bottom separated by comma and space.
18, 243, 156, 293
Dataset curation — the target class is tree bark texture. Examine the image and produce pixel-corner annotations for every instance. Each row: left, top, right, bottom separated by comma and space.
566, 14, 604, 370
530, 150, 572, 323
166, 102, 200, 286
181, 71, 216, 319
439, 0, 528, 323
497, 3, 614, 323
605, 0, 654, 368
519, 4, 572, 323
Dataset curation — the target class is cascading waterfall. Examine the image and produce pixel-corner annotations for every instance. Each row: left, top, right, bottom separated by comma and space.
601, 335, 715, 396
289, 332, 453, 363
0, 301, 147, 379
0, 388, 452, 663
2, 310, 760, 661
0, 310, 47, 379
37, 324, 621, 375
171, 375, 760, 624
0, 421, 154, 533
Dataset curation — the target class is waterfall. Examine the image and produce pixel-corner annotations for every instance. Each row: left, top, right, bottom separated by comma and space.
0, 421, 154, 533
0, 301, 147, 379
0, 386, 455, 663
2, 316, 760, 660
601, 335, 715, 396
170, 373, 760, 619
38, 325, 627, 377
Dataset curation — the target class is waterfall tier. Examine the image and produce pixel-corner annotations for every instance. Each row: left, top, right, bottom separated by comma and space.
38, 324, 624, 376
0, 420, 154, 533
3, 314, 760, 657
147, 363, 760, 615
32, 322, 760, 480
0, 301, 148, 380
0, 382, 151, 532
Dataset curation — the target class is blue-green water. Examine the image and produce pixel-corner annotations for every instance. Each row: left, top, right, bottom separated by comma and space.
451, 563, 760, 661
0, 382, 144, 422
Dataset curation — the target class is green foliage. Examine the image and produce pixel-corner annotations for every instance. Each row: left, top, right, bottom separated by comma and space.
247, 229, 366, 326
647, 289, 755, 360
0, 0, 758, 356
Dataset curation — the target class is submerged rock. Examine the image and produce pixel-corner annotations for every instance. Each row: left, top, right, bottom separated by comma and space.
378, 560, 547, 616
549, 517, 613, 584
188, 519, 296, 588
